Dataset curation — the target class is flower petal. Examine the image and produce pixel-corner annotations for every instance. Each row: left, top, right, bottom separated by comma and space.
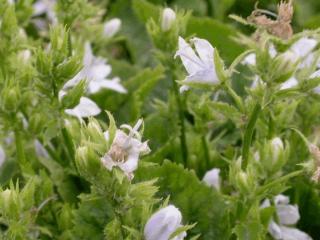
276, 204, 300, 225
280, 77, 298, 90
191, 37, 214, 67
144, 205, 184, 240
88, 77, 127, 94
175, 37, 203, 75
279, 226, 312, 240
202, 168, 220, 190
290, 37, 317, 58
65, 97, 101, 118
268, 220, 283, 240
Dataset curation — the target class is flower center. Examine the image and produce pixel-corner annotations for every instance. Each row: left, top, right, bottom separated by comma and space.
108, 143, 128, 163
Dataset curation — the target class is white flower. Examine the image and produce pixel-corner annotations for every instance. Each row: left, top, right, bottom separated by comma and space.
64, 97, 101, 119
175, 37, 219, 92
103, 18, 121, 38
63, 42, 127, 94
290, 37, 317, 60
144, 205, 186, 240
280, 77, 298, 90
242, 44, 277, 66
101, 119, 150, 179
0, 146, 5, 168
33, 0, 57, 25
202, 168, 220, 190
262, 194, 312, 240
34, 140, 49, 159
309, 69, 320, 94
161, 8, 176, 31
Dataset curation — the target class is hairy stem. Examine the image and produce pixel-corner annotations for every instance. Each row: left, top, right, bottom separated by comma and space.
242, 103, 261, 169
172, 79, 188, 166
15, 129, 26, 165
201, 135, 210, 170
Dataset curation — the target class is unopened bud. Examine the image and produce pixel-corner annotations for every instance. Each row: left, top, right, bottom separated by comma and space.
202, 168, 220, 191
144, 205, 186, 240
270, 137, 284, 163
237, 171, 250, 193
103, 18, 121, 38
2, 87, 20, 112
75, 146, 101, 176
161, 8, 176, 31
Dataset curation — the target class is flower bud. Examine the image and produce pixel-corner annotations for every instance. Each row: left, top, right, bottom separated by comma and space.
270, 137, 284, 163
60, 79, 86, 109
202, 168, 220, 191
0, 189, 16, 216
144, 205, 186, 240
258, 137, 287, 174
161, 8, 176, 31
2, 87, 20, 112
103, 18, 121, 38
18, 49, 31, 64
75, 146, 101, 177
271, 51, 296, 84
237, 171, 250, 193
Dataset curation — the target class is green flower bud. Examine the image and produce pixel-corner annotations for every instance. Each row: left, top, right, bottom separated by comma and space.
2, 87, 20, 112
55, 55, 82, 84
271, 51, 297, 84
75, 146, 101, 177
0, 189, 19, 218
60, 80, 86, 109
258, 137, 288, 174
29, 113, 46, 135
86, 119, 106, 147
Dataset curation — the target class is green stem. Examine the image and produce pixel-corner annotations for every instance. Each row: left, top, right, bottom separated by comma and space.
201, 136, 210, 170
257, 170, 303, 195
242, 103, 261, 169
14, 129, 26, 165
172, 79, 188, 166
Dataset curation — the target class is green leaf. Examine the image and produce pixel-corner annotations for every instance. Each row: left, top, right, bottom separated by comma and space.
186, 17, 245, 64
136, 160, 231, 239
132, 0, 159, 23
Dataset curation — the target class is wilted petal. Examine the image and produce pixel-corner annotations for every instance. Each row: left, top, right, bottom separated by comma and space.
202, 168, 220, 190
120, 150, 139, 173
144, 205, 185, 240
65, 97, 101, 118
279, 226, 312, 240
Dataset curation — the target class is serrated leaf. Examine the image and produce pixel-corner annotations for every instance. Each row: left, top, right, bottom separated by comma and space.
135, 160, 231, 239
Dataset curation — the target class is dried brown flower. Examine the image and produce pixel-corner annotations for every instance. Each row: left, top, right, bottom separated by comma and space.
247, 0, 293, 40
